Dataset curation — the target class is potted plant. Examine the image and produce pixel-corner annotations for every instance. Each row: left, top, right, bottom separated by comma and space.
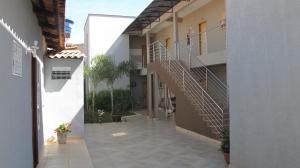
220, 128, 230, 164
54, 123, 71, 144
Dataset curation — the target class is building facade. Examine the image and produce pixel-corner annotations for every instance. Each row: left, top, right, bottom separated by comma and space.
84, 14, 135, 92
125, 0, 228, 140
0, 0, 85, 167
0, 1, 46, 167
43, 51, 84, 142
227, 0, 300, 167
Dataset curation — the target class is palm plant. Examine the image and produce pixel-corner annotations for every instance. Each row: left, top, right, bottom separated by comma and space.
104, 58, 134, 115
84, 55, 112, 112
85, 54, 134, 114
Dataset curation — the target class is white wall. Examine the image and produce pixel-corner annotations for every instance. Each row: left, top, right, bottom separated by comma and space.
0, 0, 45, 167
178, 0, 226, 66
227, 0, 300, 167
86, 14, 134, 63
44, 58, 84, 141
84, 14, 134, 91
105, 34, 130, 89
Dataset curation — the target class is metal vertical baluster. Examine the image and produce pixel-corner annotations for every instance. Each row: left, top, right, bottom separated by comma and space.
182, 70, 185, 91
205, 68, 208, 90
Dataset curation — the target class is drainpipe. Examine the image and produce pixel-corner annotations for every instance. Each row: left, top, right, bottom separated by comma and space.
31, 41, 45, 98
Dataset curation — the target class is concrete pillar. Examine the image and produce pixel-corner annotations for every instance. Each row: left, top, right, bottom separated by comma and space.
146, 32, 150, 64
153, 72, 160, 118
173, 11, 179, 60
146, 32, 153, 117
147, 73, 153, 117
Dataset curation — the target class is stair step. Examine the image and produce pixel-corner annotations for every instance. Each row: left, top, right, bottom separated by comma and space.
154, 54, 228, 139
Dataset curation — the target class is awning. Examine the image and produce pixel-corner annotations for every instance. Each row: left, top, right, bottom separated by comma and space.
124, 0, 181, 34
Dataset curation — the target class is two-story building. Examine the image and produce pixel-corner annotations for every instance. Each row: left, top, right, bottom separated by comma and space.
125, 0, 228, 140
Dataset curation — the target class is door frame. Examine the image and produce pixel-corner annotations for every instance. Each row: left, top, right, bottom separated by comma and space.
31, 57, 39, 167
198, 21, 208, 55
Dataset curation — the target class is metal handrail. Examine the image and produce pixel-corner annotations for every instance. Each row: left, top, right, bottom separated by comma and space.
166, 60, 224, 134
152, 41, 223, 109
150, 41, 225, 137
173, 26, 229, 109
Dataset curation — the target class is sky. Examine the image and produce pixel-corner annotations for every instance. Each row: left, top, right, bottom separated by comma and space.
66, 0, 152, 44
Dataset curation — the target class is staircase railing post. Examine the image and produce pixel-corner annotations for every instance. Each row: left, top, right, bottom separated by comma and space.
153, 44, 155, 62
188, 37, 192, 70
205, 68, 208, 90
201, 90, 204, 112
159, 44, 162, 61
168, 54, 171, 72
182, 70, 185, 91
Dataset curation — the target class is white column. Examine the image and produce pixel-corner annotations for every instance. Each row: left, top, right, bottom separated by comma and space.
153, 72, 160, 118
173, 12, 179, 60
147, 73, 153, 117
146, 32, 150, 64
146, 32, 153, 116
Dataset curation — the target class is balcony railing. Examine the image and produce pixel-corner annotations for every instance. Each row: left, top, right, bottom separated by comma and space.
130, 55, 143, 69
160, 25, 228, 109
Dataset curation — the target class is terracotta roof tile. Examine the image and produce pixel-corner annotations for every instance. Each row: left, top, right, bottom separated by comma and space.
49, 49, 85, 59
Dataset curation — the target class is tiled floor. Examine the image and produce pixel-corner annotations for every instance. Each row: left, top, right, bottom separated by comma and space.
37, 138, 94, 168
85, 114, 225, 168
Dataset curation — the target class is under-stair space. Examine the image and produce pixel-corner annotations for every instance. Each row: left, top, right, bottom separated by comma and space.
148, 41, 229, 139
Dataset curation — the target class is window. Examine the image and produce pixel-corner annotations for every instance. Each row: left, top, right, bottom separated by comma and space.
51, 67, 71, 80
199, 21, 207, 55
12, 40, 23, 77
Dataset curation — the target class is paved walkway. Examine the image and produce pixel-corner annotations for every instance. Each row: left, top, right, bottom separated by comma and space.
85, 114, 225, 168
37, 138, 94, 168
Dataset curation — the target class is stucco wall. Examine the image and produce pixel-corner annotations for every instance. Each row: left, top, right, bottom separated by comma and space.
227, 0, 300, 167
179, 0, 226, 66
44, 58, 84, 141
84, 15, 134, 92
0, 0, 45, 167
105, 34, 130, 90
86, 14, 134, 63
153, 0, 226, 66
154, 25, 173, 49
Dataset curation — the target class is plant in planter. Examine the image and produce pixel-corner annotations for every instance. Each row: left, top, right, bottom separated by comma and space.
220, 128, 230, 164
54, 123, 71, 144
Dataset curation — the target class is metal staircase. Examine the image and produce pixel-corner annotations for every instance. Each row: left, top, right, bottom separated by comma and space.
150, 41, 228, 138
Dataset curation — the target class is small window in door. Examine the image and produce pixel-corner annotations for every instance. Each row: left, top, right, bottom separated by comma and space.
199, 21, 207, 55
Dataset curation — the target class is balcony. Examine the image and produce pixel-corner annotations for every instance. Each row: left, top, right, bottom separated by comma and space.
130, 49, 147, 76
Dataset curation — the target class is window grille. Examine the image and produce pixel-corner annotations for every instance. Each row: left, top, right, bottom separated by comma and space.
51, 67, 71, 80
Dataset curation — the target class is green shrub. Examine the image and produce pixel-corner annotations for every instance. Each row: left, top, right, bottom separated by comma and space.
87, 89, 133, 114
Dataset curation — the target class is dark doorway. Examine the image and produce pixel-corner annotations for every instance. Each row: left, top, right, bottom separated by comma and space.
31, 57, 39, 167
151, 74, 155, 117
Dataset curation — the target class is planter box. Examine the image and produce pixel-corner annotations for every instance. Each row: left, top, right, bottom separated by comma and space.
112, 115, 122, 122
57, 132, 68, 144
